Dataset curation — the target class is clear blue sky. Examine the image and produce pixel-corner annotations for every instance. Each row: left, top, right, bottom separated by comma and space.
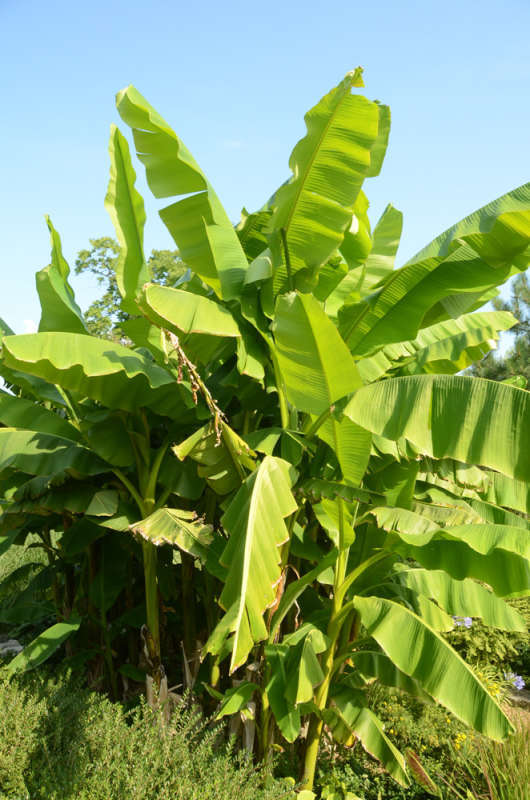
2, 0, 529, 334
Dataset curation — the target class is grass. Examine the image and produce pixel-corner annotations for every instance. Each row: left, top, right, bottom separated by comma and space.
449, 710, 530, 800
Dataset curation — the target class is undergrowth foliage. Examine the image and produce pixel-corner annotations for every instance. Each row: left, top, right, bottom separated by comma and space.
0, 673, 287, 800
0, 69, 529, 796
446, 597, 530, 681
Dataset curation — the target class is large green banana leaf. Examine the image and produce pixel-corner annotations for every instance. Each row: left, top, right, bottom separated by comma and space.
0, 597, 56, 629
391, 538, 530, 598
345, 375, 530, 482
268, 549, 339, 642
358, 310, 517, 381
2, 332, 191, 419
173, 421, 256, 495
316, 413, 372, 487
316, 207, 375, 311
417, 474, 481, 502
235, 317, 268, 380
155, 451, 204, 501
119, 317, 167, 365
464, 496, 530, 530
214, 456, 297, 672
482, 471, 530, 515
373, 507, 530, 559
300, 478, 377, 506
313, 498, 355, 549
269, 70, 388, 294
116, 86, 247, 300
372, 504, 468, 536
289, 524, 328, 564
375, 506, 530, 575
313, 252, 349, 303
243, 249, 273, 287
367, 460, 419, 509
236, 207, 273, 262
104, 125, 149, 313
138, 283, 241, 338
0, 392, 80, 441
323, 686, 409, 785
0, 529, 22, 558
346, 651, 430, 699
360, 203, 403, 293
213, 681, 258, 720
338, 191, 372, 268
0, 359, 66, 406
342, 245, 522, 357
244, 428, 309, 471
341, 184, 530, 355
283, 628, 326, 706
80, 411, 136, 467
418, 456, 490, 493
273, 291, 362, 415
36, 217, 87, 335
394, 567, 525, 631
131, 507, 214, 563
264, 644, 302, 742
0, 429, 106, 477
274, 291, 370, 483
442, 523, 530, 559
353, 596, 512, 739
84, 489, 120, 517
7, 618, 81, 675
439, 286, 502, 320
416, 480, 484, 508
7, 480, 114, 517
405, 181, 530, 271
411, 497, 488, 528
392, 311, 517, 375
400, 589, 454, 632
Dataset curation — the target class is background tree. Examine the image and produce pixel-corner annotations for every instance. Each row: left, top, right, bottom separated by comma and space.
75, 237, 187, 337
470, 270, 529, 383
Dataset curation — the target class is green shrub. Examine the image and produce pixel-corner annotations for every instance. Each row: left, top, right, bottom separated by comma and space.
313, 681, 525, 800
0, 673, 45, 798
445, 598, 530, 683
314, 685, 461, 800
0, 672, 289, 800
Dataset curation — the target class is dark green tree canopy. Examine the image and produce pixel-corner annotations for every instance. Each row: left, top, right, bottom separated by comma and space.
471, 271, 529, 384
75, 237, 187, 338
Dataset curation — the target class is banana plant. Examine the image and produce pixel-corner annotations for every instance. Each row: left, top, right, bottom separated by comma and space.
0, 196, 207, 696
113, 72, 529, 792
1, 70, 529, 796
